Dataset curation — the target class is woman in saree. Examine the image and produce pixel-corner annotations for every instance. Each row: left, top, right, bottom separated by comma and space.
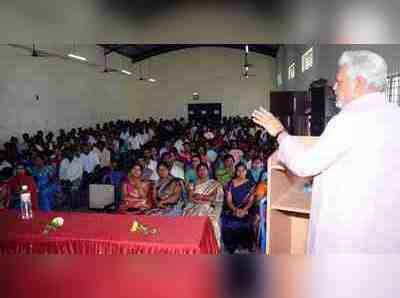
119, 163, 152, 214
31, 154, 57, 211
148, 161, 184, 216
183, 162, 224, 247
221, 163, 257, 254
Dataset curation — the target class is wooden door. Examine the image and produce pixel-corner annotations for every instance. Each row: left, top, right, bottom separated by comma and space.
270, 91, 308, 135
188, 103, 222, 125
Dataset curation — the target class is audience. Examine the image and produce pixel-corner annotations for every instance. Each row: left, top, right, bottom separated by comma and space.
0, 116, 277, 253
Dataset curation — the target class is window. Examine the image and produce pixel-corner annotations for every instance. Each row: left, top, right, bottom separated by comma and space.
277, 73, 282, 86
288, 62, 296, 80
386, 74, 400, 105
301, 47, 313, 72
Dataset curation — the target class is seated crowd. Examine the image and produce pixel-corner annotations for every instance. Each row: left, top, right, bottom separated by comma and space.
0, 116, 277, 253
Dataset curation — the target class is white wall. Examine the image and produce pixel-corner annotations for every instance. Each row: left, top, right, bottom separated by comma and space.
277, 44, 400, 91
318, 44, 400, 82
130, 47, 276, 119
0, 45, 276, 145
276, 44, 323, 91
275, 44, 400, 123
0, 44, 140, 144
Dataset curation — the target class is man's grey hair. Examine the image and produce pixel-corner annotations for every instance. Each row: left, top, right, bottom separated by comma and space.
338, 50, 387, 92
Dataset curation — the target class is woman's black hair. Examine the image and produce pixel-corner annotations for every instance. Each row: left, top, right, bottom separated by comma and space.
224, 154, 234, 162
251, 155, 263, 162
157, 161, 170, 171
160, 151, 170, 161
34, 153, 47, 163
131, 162, 143, 171
196, 162, 209, 172
234, 162, 247, 178
191, 154, 200, 160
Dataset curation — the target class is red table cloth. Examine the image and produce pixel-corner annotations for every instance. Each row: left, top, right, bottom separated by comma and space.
0, 211, 219, 255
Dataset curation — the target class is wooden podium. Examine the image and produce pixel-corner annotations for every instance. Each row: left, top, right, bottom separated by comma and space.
266, 137, 318, 255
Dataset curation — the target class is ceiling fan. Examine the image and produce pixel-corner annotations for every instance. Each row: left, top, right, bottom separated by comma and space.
134, 62, 157, 83
241, 45, 256, 79
99, 49, 120, 74
9, 43, 60, 59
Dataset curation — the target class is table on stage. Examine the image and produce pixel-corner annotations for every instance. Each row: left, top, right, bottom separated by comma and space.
0, 211, 219, 255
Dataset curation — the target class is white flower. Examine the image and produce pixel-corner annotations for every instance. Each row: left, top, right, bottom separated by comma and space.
130, 220, 139, 232
51, 217, 64, 227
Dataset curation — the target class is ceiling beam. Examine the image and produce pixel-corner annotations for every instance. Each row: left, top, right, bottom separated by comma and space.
98, 44, 280, 63
99, 44, 128, 56
129, 45, 197, 64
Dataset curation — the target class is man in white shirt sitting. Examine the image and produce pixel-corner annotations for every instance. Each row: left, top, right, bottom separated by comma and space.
164, 151, 185, 180
148, 127, 155, 140
138, 129, 147, 147
79, 144, 101, 199
79, 144, 100, 175
120, 128, 130, 144
93, 141, 111, 169
128, 132, 141, 153
59, 150, 83, 209
143, 148, 158, 181
60, 150, 83, 183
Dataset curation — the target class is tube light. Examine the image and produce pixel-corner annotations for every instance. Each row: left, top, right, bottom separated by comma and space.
67, 53, 88, 61
121, 69, 132, 75
148, 78, 156, 82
